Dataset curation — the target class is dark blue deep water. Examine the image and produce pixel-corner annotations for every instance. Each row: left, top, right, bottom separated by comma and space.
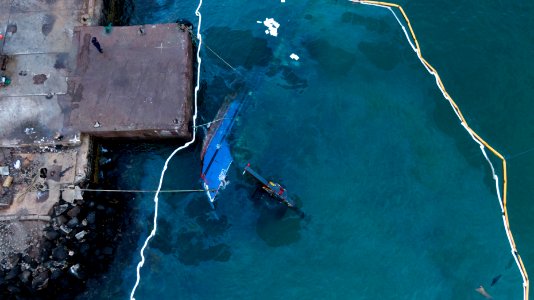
82, 1, 534, 299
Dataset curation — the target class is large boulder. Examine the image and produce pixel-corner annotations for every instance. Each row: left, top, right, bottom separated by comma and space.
5, 265, 21, 280
31, 270, 49, 290
54, 215, 68, 226
54, 204, 70, 216
50, 268, 62, 280
67, 217, 79, 228
44, 229, 60, 241
19, 270, 31, 283
51, 246, 68, 261
66, 206, 81, 218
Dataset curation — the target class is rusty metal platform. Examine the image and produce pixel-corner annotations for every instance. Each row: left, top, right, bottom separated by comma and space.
63, 23, 193, 139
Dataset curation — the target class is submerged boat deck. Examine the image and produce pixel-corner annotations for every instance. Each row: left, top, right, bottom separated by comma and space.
200, 100, 241, 203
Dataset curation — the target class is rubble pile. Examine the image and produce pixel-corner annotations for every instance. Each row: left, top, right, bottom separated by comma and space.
0, 195, 128, 298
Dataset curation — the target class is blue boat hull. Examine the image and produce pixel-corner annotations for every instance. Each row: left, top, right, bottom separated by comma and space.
200, 100, 241, 203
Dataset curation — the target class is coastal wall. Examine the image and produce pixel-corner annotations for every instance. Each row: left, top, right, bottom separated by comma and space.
0, 0, 194, 296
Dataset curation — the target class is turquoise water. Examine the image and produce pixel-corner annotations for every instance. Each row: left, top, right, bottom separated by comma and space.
85, 1, 533, 299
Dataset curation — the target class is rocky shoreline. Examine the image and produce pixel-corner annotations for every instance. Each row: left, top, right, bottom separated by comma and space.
0, 186, 130, 299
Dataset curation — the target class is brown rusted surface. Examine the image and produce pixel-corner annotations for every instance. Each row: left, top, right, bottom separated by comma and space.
64, 24, 193, 139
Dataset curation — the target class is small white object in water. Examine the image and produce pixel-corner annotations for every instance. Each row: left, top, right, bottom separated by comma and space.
281, 0, 285, 2
14, 160, 20, 169
256, 20, 262, 24
263, 18, 280, 37
290, 53, 300, 61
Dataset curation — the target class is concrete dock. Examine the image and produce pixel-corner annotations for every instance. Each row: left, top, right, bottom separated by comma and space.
0, 0, 194, 260
65, 24, 193, 138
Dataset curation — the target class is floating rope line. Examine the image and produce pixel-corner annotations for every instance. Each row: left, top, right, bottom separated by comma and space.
43, 187, 215, 193
74, 188, 211, 193
129, 0, 204, 299
352, 1, 529, 298
508, 146, 534, 161
204, 43, 240, 73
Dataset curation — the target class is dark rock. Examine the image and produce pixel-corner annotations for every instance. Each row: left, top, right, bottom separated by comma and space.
54, 204, 69, 216
44, 229, 60, 241
42, 240, 53, 251
67, 217, 79, 228
29, 259, 39, 269
54, 215, 68, 226
96, 204, 105, 210
86, 211, 96, 224
59, 224, 72, 235
50, 268, 62, 280
74, 230, 87, 240
66, 206, 81, 218
51, 246, 68, 261
32, 270, 49, 290
40, 241, 53, 261
7, 284, 20, 294
22, 254, 32, 264
27, 245, 41, 261
7, 253, 21, 267
19, 270, 31, 283
5, 265, 21, 280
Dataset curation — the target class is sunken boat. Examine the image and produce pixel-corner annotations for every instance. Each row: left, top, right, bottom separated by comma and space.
200, 99, 241, 205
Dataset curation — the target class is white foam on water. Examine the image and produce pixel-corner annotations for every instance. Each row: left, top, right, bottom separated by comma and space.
263, 18, 280, 36
290, 53, 299, 60
129, 0, 204, 299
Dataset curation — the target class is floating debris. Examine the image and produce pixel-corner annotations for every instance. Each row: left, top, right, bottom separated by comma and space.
290, 53, 299, 61
262, 18, 280, 37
